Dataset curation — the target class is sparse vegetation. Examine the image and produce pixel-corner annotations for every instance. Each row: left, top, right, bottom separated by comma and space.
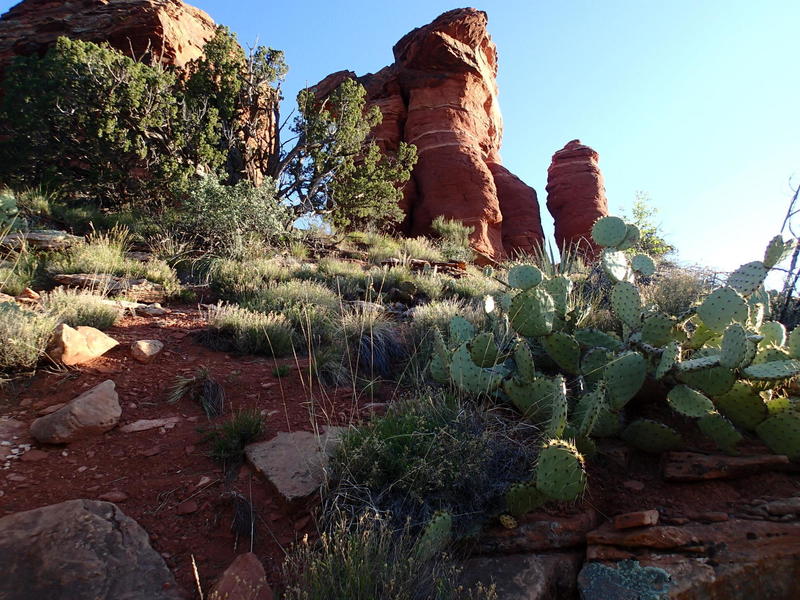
41, 288, 120, 329
204, 303, 295, 357
0, 302, 58, 371
205, 409, 264, 464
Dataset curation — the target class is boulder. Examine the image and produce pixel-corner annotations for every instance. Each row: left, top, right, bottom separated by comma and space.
209, 552, 273, 600
30, 380, 120, 443
131, 339, 164, 363
661, 451, 791, 481
546, 139, 609, 257
0, 229, 82, 251
245, 427, 345, 505
49, 323, 119, 365
0, 499, 181, 599
477, 508, 599, 555
314, 9, 545, 261
460, 552, 582, 600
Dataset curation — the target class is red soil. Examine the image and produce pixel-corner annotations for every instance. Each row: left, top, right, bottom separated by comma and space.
0, 307, 368, 597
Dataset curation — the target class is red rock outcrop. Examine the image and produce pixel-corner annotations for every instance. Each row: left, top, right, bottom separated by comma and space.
314, 9, 544, 261
546, 139, 609, 256
0, 0, 217, 80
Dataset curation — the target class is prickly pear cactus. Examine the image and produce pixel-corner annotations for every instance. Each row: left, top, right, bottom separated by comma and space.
541, 331, 581, 374
0, 191, 22, 230
592, 216, 628, 248
622, 419, 683, 453
631, 254, 656, 276
508, 264, 543, 290
667, 385, 714, 418
756, 412, 800, 459
535, 439, 586, 501
763, 235, 795, 269
509, 288, 556, 337
506, 482, 548, 517
415, 511, 452, 560
696, 287, 749, 332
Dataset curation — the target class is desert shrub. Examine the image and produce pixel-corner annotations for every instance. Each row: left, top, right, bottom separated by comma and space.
290, 241, 310, 260
367, 266, 445, 301
330, 394, 534, 537
245, 280, 341, 315
431, 216, 473, 262
400, 237, 444, 262
0, 302, 58, 371
443, 269, 501, 301
170, 174, 292, 252
167, 367, 225, 418
282, 510, 496, 600
305, 258, 372, 299
41, 288, 120, 330
207, 257, 296, 300
640, 263, 716, 316
409, 299, 485, 352
339, 306, 405, 379
204, 303, 294, 357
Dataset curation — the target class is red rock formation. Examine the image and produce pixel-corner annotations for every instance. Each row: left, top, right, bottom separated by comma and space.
546, 139, 609, 256
314, 9, 544, 261
0, 0, 217, 80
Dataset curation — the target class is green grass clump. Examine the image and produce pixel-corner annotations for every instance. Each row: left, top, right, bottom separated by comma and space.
443, 267, 501, 301
0, 302, 58, 371
205, 409, 264, 464
410, 299, 485, 351
207, 257, 296, 300
41, 288, 120, 329
273, 364, 291, 378
282, 511, 496, 600
0, 251, 40, 296
166, 367, 225, 417
205, 304, 294, 357
400, 237, 444, 262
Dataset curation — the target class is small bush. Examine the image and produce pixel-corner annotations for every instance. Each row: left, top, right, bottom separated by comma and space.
641, 263, 716, 316
431, 216, 474, 262
0, 302, 58, 371
166, 367, 225, 418
204, 303, 294, 357
339, 306, 405, 379
207, 257, 296, 300
410, 299, 485, 351
282, 511, 496, 600
443, 268, 501, 301
273, 364, 291, 378
205, 409, 264, 464
400, 237, 444, 262
41, 288, 120, 329
0, 251, 40, 296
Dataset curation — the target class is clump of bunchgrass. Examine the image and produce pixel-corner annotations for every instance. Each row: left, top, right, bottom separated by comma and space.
0, 302, 58, 371
207, 257, 296, 300
339, 305, 405, 379
409, 299, 485, 352
443, 268, 501, 301
166, 366, 226, 418
41, 288, 120, 329
203, 303, 295, 357
204, 408, 264, 465
0, 250, 41, 296
430, 216, 474, 262
273, 364, 291, 378
400, 236, 444, 262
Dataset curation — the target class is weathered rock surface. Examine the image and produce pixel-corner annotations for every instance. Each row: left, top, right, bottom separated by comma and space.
131, 339, 164, 362
546, 140, 609, 256
209, 552, 274, 600
661, 451, 791, 481
49, 323, 119, 365
119, 416, 180, 433
460, 552, 582, 600
477, 508, 599, 555
52, 274, 167, 302
0, 499, 180, 599
314, 9, 545, 261
0, 229, 82, 251
30, 380, 120, 443
245, 427, 345, 504
0, 0, 216, 82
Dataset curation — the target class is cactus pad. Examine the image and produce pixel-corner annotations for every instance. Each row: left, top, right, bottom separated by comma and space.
631, 253, 656, 276
509, 288, 556, 337
449, 316, 475, 346
542, 332, 581, 374
574, 328, 624, 351
592, 216, 628, 247
763, 235, 795, 269
604, 352, 647, 410
696, 286, 749, 333
470, 332, 501, 367
656, 341, 681, 379
642, 313, 676, 347
514, 341, 537, 381
759, 321, 787, 347
483, 294, 496, 315
727, 261, 769, 297
615, 223, 641, 251
698, 411, 742, 453
450, 343, 505, 394
720, 323, 748, 369
541, 276, 573, 317
506, 482, 548, 517
575, 382, 607, 437
429, 352, 450, 383
787, 328, 800, 359
508, 264, 544, 290
622, 419, 683, 453
602, 249, 634, 283
756, 411, 800, 459
678, 363, 736, 396
675, 355, 721, 372
503, 376, 558, 421
544, 376, 569, 438
714, 382, 768, 430
582, 348, 614, 385
743, 359, 800, 381
667, 385, 715, 417
415, 511, 452, 560
611, 281, 642, 329
535, 439, 586, 501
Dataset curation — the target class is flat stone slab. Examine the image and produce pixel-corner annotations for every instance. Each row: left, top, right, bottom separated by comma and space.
477, 508, 599, 554
0, 499, 180, 599
662, 451, 791, 481
245, 427, 346, 504
460, 552, 582, 600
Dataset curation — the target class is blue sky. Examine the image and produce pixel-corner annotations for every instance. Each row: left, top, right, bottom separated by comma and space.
2, 0, 798, 284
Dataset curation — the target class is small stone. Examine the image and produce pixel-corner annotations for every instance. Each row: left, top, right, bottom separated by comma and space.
30, 380, 121, 444
98, 491, 129, 503
613, 509, 660, 530
20, 450, 48, 462
49, 324, 119, 366
194, 476, 213, 489
77, 466, 88, 473
175, 500, 198, 515
119, 417, 180, 433
699, 511, 729, 523
141, 446, 162, 457
622, 480, 645, 491
209, 552, 273, 600
764, 498, 800, 516
7, 474, 26, 482
131, 340, 164, 363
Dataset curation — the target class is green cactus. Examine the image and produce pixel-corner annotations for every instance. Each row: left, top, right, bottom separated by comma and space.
675, 354, 721, 372
622, 419, 683, 453
429, 328, 451, 383
642, 313, 677, 347
714, 382, 768, 430
601, 249, 634, 283
541, 331, 581, 374
470, 331, 501, 367
0, 191, 23, 230
604, 352, 647, 410
667, 385, 715, 418
698, 411, 742, 453
582, 347, 614, 385
575, 381, 607, 438
514, 341, 537, 381
535, 439, 587, 501
508, 264, 544, 290
720, 323, 748, 369
574, 328, 624, 351
759, 321, 787, 347
544, 376, 569, 438
591, 216, 628, 247
756, 411, 800, 459
415, 511, 452, 561
726, 261, 770, 297
449, 343, 505, 394
656, 341, 681, 379
615, 223, 641, 251
742, 359, 800, 381
611, 281, 642, 330
696, 286, 749, 333
449, 316, 475, 346
503, 376, 558, 421
509, 287, 556, 337
541, 276, 572, 317
765, 396, 800, 416
631, 253, 656, 276
788, 328, 800, 360
677, 363, 736, 396
506, 481, 548, 517
763, 235, 795, 269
